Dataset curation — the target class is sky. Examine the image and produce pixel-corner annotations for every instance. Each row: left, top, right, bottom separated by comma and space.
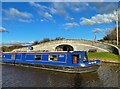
0, 1, 120, 45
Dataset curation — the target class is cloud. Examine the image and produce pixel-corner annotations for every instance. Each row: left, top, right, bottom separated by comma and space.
29, 2, 55, 22
92, 28, 104, 33
50, 3, 69, 20
29, 2, 48, 9
51, 2, 89, 20
80, 17, 96, 25
31, 2, 118, 24
29, 2, 90, 22
80, 11, 116, 25
0, 27, 9, 32
3, 8, 33, 23
65, 22, 79, 27
92, 28, 114, 35
44, 12, 53, 20
51, 3, 68, 17
18, 19, 33, 23
40, 19, 44, 22
63, 22, 79, 30
9, 8, 32, 18
1, 41, 32, 46
91, 2, 118, 14
65, 2, 89, 12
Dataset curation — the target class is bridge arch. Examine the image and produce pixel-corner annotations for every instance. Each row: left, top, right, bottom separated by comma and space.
55, 44, 74, 51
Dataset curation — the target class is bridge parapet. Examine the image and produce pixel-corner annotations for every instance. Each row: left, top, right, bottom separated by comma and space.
12, 39, 120, 55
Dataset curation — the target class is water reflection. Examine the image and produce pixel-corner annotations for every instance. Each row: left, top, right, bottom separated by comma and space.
97, 63, 120, 87
74, 74, 82, 87
74, 72, 101, 87
1, 62, 120, 87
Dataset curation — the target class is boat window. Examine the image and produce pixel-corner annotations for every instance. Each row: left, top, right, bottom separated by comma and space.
84, 52, 88, 62
11, 54, 16, 59
49, 55, 58, 61
72, 55, 78, 64
79, 54, 81, 59
35, 54, 42, 60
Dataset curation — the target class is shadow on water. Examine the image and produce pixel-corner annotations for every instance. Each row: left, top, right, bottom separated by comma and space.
73, 72, 101, 88
74, 74, 82, 88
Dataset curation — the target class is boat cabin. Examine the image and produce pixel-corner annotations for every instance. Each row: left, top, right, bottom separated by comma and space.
2, 51, 94, 67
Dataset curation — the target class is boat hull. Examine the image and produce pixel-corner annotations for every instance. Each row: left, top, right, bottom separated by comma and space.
1, 62, 100, 73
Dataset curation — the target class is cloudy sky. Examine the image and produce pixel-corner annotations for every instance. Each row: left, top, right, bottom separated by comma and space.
1, 1, 120, 45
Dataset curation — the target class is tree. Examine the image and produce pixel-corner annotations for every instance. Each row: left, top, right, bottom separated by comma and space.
39, 38, 50, 43
102, 27, 120, 44
32, 41, 39, 45
55, 37, 65, 40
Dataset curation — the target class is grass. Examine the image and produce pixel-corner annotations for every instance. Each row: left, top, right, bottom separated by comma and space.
87, 52, 120, 62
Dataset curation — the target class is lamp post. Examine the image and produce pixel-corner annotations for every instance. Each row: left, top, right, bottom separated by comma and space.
116, 9, 119, 46
94, 33, 96, 41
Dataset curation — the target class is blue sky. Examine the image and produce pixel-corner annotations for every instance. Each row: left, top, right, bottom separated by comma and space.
1, 2, 119, 45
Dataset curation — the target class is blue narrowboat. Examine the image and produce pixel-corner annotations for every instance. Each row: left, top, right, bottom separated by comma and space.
1, 51, 101, 73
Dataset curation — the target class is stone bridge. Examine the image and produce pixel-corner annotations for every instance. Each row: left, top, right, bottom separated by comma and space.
13, 39, 120, 54
13, 39, 120, 55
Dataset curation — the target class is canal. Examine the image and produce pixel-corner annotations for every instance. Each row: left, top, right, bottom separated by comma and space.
1, 62, 120, 87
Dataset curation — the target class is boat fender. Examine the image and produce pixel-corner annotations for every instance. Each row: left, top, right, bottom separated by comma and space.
80, 63, 85, 67
91, 61, 96, 64
88, 62, 91, 64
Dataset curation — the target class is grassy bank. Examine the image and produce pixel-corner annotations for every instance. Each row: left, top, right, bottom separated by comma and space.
87, 52, 120, 63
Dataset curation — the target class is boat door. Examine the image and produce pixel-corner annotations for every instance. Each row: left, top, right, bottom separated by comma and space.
72, 55, 79, 64
11, 53, 16, 59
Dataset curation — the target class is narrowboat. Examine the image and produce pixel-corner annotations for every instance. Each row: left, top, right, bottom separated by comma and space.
1, 51, 101, 73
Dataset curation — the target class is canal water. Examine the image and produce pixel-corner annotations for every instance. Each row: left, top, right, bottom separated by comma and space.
1, 62, 120, 87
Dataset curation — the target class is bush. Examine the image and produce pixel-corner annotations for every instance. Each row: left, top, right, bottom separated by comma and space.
1, 45, 25, 52
39, 38, 50, 43
88, 48, 97, 52
32, 41, 39, 45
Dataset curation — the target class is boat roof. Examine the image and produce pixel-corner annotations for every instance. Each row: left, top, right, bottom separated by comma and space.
2, 51, 87, 54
